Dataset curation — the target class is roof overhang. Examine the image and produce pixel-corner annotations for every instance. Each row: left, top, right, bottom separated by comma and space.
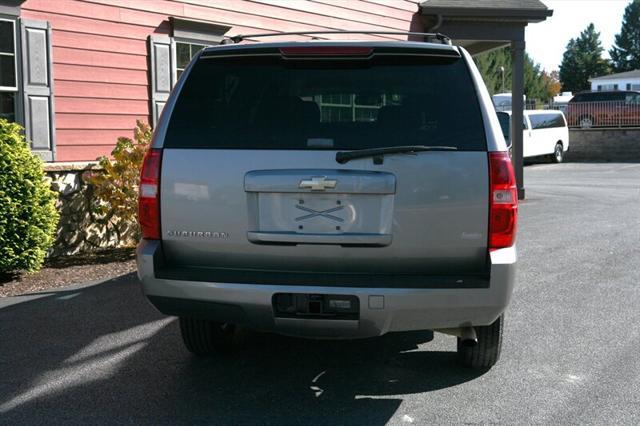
419, 3, 553, 23
0, 0, 25, 16
419, 0, 552, 54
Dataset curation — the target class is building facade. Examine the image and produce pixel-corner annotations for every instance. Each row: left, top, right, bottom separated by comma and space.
1, 0, 421, 162
590, 69, 640, 92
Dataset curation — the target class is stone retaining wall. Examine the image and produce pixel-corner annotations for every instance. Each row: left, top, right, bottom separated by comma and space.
566, 128, 640, 162
45, 162, 135, 256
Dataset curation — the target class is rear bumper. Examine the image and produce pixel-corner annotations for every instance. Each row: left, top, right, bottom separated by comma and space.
137, 240, 516, 338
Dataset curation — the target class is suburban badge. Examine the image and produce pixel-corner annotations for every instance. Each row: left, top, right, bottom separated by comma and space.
167, 230, 229, 239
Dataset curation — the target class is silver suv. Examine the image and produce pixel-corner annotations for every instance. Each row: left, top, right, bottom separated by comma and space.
136, 33, 518, 369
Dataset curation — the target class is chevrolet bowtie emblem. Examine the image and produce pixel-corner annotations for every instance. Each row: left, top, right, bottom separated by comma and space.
298, 176, 338, 191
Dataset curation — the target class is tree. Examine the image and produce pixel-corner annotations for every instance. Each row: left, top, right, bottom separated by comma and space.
541, 70, 562, 100
474, 47, 554, 102
559, 23, 610, 93
609, 0, 640, 72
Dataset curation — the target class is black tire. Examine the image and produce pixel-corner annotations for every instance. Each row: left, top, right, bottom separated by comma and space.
552, 142, 564, 163
457, 315, 503, 369
179, 317, 236, 356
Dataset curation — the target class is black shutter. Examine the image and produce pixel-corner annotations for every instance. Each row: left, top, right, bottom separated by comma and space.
20, 19, 55, 161
149, 35, 175, 127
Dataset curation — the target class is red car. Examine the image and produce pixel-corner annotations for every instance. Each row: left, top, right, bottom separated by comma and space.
566, 90, 640, 128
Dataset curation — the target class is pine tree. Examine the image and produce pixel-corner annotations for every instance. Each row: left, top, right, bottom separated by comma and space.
609, 0, 640, 72
474, 47, 511, 94
473, 47, 554, 102
559, 24, 610, 93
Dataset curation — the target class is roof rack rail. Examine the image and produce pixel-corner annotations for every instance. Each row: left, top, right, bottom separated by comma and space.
222, 31, 452, 45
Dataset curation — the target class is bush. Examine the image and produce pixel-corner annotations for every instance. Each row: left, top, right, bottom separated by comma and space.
0, 119, 59, 273
84, 120, 152, 244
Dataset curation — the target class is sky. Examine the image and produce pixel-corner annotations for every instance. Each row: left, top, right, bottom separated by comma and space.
525, 0, 630, 72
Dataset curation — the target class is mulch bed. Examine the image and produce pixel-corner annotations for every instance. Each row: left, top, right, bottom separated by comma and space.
0, 248, 136, 298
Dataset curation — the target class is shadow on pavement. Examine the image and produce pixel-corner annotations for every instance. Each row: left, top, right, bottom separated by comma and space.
0, 273, 486, 424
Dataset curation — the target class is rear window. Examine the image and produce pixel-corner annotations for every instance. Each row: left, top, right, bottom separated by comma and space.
164, 53, 486, 150
529, 113, 566, 130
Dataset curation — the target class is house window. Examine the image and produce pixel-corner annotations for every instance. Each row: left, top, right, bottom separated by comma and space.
598, 83, 618, 91
0, 18, 17, 122
317, 94, 402, 123
175, 41, 208, 80
149, 20, 230, 126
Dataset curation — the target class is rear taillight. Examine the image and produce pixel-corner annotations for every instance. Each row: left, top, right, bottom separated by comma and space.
138, 148, 162, 240
488, 152, 518, 250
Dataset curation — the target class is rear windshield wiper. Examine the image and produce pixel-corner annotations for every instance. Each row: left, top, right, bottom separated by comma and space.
335, 145, 457, 164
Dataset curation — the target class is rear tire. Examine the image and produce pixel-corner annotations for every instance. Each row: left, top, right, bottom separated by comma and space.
552, 142, 564, 163
457, 315, 503, 369
179, 317, 236, 356
579, 115, 594, 129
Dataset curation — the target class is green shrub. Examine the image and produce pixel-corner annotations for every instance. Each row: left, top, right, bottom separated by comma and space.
0, 119, 59, 273
84, 120, 152, 244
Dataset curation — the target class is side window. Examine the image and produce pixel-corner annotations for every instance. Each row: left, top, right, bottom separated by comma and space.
625, 94, 640, 105
529, 114, 563, 130
523, 117, 529, 130
528, 115, 542, 129
546, 113, 565, 128
0, 19, 18, 122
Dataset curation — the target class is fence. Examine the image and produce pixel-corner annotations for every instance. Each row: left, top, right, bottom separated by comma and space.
495, 100, 640, 129
563, 101, 640, 128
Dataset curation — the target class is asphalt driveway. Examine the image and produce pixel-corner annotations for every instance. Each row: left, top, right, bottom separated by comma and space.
1, 162, 639, 425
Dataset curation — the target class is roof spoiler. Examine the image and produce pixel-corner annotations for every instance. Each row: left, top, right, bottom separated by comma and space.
221, 31, 452, 46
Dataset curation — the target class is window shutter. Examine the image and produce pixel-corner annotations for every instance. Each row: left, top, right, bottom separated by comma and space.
20, 19, 55, 161
149, 35, 176, 127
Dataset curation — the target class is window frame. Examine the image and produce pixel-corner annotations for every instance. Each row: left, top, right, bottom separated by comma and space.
0, 16, 20, 124
0, 17, 17, 91
174, 38, 210, 81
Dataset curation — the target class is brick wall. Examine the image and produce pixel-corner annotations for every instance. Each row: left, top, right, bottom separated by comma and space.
566, 129, 640, 162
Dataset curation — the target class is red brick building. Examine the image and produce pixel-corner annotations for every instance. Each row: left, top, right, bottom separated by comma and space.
1, 0, 422, 162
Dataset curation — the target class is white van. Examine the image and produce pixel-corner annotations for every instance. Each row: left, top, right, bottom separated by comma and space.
497, 110, 569, 162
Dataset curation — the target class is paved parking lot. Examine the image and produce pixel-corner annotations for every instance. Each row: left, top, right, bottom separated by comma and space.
1, 162, 639, 425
